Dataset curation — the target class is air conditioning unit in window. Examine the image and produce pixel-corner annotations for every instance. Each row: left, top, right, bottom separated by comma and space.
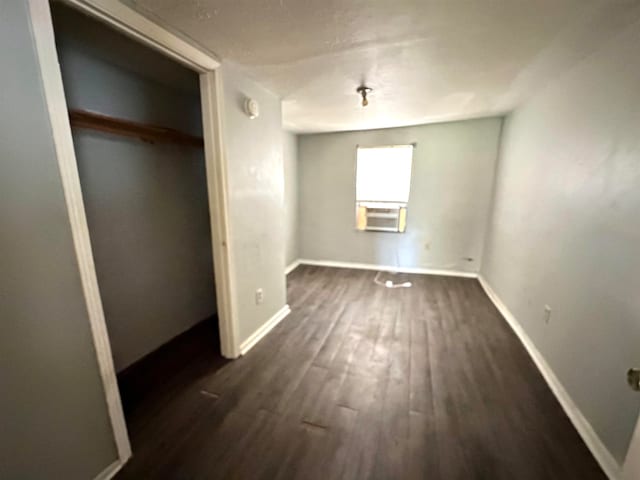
356, 202, 407, 233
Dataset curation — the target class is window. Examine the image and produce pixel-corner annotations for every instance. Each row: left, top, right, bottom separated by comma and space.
355, 145, 413, 232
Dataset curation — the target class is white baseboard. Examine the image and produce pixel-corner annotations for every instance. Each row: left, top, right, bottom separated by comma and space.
94, 460, 124, 480
285, 259, 301, 275
477, 275, 621, 480
239, 304, 291, 355
298, 258, 478, 278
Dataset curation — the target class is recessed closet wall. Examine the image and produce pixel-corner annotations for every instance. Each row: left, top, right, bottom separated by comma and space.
52, 4, 216, 371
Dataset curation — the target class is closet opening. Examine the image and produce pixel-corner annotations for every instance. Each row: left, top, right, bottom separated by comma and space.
51, 2, 229, 444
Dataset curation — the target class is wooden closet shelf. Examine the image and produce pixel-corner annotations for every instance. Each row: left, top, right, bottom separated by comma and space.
68, 109, 204, 147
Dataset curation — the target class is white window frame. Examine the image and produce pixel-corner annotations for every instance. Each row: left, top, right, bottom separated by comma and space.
355, 144, 414, 233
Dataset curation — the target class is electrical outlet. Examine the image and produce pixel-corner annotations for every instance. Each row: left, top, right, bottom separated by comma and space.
544, 305, 552, 324
255, 288, 264, 305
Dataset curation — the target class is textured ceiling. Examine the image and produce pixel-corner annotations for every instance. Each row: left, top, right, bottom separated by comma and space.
128, 0, 640, 132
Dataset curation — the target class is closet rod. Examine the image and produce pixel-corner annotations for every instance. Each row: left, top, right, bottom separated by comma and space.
68, 109, 204, 147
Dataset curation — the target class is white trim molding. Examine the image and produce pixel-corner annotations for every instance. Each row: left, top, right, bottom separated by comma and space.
28, 0, 132, 464
200, 71, 240, 359
285, 259, 301, 275
478, 275, 621, 480
239, 305, 291, 355
61, 0, 219, 72
298, 259, 478, 278
31, 0, 237, 474
93, 460, 124, 480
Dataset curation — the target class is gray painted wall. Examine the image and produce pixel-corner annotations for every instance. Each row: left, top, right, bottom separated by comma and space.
221, 63, 287, 344
0, 2, 117, 478
53, 5, 216, 371
482, 19, 640, 463
283, 131, 299, 265
297, 118, 502, 272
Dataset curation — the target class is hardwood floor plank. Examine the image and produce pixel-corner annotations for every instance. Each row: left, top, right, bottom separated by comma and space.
116, 266, 606, 480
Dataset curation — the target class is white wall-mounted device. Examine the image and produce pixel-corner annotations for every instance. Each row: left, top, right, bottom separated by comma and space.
244, 97, 259, 119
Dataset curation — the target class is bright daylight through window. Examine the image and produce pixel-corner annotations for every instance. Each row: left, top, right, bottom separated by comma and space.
355, 145, 413, 232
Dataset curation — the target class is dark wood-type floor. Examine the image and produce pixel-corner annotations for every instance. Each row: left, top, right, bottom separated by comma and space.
116, 266, 605, 480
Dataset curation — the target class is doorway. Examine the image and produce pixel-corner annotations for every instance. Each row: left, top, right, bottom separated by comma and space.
31, 0, 238, 472
52, 1, 218, 372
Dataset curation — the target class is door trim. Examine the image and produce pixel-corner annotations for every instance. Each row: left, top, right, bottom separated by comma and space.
60, 0, 219, 72
200, 70, 240, 359
30, 0, 239, 473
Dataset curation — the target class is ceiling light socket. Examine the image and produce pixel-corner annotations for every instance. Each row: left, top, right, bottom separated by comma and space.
357, 85, 372, 107
244, 97, 259, 119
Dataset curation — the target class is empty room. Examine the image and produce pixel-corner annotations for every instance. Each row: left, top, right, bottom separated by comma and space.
2, 1, 639, 480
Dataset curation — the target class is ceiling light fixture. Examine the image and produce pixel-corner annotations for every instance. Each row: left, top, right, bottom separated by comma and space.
357, 85, 372, 107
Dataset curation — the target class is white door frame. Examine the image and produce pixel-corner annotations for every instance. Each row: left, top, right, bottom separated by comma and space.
28, 0, 239, 473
